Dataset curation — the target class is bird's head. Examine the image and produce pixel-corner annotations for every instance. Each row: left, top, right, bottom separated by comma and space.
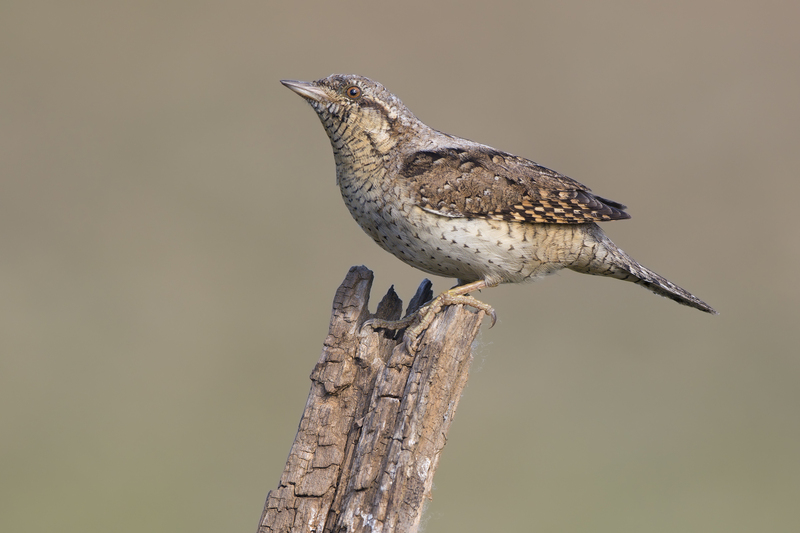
281, 74, 421, 156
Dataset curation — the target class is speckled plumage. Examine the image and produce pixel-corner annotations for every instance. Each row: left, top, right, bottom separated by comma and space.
281, 74, 716, 314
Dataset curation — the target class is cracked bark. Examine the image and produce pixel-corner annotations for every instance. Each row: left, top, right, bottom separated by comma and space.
258, 266, 487, 533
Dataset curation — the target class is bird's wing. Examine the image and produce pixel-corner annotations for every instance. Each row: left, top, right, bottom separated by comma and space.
401, 147, 630, 224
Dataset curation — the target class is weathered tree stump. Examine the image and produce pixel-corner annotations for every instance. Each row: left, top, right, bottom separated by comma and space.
258, 266, 488, 533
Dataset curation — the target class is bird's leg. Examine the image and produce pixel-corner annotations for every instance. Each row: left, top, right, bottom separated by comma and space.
431, 279, 497, 327
361, 279, 496, 352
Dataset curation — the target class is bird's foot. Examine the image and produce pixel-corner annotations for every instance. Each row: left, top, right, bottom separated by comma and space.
361, 280, 496, 352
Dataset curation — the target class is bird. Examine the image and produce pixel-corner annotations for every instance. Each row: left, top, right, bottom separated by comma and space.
281, 74, 717, 332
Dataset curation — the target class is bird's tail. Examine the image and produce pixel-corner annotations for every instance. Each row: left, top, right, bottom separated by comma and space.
569, 225, 717, 315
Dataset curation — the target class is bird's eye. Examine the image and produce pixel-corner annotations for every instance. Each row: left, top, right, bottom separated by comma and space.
345, 86, 362, 99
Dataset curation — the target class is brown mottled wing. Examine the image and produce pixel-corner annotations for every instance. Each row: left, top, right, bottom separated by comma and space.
401, 147, 630, 223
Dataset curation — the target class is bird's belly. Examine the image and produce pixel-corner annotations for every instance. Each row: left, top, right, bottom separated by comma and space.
347, 195, 584, 284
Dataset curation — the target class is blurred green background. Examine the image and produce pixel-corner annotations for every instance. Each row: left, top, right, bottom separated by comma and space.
2, 1, 798, 532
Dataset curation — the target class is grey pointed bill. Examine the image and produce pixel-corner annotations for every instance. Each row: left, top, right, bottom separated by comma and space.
280, 79, 327, 102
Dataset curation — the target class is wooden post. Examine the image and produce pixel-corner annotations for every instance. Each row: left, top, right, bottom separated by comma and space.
258, 266, 488, 533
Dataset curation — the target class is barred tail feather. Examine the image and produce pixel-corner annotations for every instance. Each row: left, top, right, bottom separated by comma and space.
570, 225, 718, 315
625, 262, 717, 314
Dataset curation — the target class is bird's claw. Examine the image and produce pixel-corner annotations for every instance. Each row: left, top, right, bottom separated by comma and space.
360, 315, 417, 335
360, 293, 496, 351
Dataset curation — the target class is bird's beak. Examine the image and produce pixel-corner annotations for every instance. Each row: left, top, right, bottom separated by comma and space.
281, 79, 328, 103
